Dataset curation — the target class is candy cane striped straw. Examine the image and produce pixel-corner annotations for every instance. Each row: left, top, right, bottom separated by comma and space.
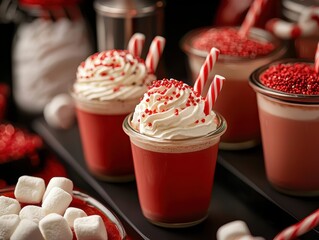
127, 33, 146, 57
315, 42, 319, 73
145, 36, 166, 73
194, 47, 220, 95
273, 208, 319, 240
238, 0, 268, 38
204, 75, 225, 115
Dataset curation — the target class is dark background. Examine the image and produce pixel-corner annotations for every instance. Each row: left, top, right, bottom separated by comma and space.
0, 0, 282, 123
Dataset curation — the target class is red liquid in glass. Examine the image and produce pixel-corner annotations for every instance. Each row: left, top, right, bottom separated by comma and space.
214, 78, 260, 144
76, 109, 134, 179
130, 143, 219, 224
259, 108, 319, 192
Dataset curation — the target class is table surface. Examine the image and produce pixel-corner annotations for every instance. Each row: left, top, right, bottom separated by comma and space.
32, 118, 319, 240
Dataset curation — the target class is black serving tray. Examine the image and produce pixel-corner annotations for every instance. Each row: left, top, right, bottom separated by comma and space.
32, 117, 319, 240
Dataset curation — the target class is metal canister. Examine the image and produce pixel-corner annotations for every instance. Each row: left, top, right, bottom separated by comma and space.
94, 0, 165, 58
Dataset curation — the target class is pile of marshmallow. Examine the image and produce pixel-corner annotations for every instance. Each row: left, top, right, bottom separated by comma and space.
0, 175, 108, 240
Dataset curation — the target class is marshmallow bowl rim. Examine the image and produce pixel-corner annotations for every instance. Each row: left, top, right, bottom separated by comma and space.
0, 187, 127, 240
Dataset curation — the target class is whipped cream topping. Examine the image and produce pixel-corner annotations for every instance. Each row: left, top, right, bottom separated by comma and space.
73, 50, 156, 101
13, 18, 93, 114
131, 79, 218, 139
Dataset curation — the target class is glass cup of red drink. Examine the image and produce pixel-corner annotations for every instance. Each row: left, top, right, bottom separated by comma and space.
71, 94, 138, 182
249, 58, 319, 196
122, 112, 227, 228
181, 26, 287, 150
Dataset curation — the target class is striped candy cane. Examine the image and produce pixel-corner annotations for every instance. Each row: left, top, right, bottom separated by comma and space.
145, 36, 166, 73
266, 6, 319, 39
274, 208, 319, 240
127, 33, 146, 57
194, 47, 220, 95
266, 19, 303, 39
238, 0, 268, 38
315, 42, 319, 73
204, 75, 225, 115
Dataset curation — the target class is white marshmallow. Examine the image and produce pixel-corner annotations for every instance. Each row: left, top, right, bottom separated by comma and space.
74, 215, 108, 240
64, 207, 87, 228
43, 177, 73, 201
10, 219, 44, 240
0, 214, 20, 239
42, 187, 72, 215
217, 220, 251, 240
44, 93, 75, 129
216, 220, 265, 240
39, 213, 73, 240
0, 196, 21, 216
14, 175, 45, 204
238, 237, 265, 240
19, 205, 46, 224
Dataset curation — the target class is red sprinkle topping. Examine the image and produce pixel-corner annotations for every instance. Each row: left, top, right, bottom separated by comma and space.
78, 50, 146, 81
0, 124, 43, 163
192, 27, 275, 58
260, 63, 319, 95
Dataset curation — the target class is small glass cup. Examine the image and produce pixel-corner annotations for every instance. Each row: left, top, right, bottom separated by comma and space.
181, 27, 287, 150
72, 93, 138, 182
249, 58, 319, 196
123, 112, 227, 228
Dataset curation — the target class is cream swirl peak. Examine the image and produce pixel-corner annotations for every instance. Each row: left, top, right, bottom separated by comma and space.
131, 78, 218, 139
74, 50, 156, 101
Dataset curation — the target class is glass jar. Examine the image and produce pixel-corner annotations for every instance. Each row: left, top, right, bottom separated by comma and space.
12, 0, 94, 116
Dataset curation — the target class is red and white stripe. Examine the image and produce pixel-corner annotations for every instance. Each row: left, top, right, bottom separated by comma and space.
194, 47, 220, 95
127, 33, 146, 57
204, 75, 225, 115
274, 208, 319, 240
315, 42, 319, 73
145, 36, 166, 73
266, 6, 319, 39
266, 19, 302, 39
238, 0, 268, 38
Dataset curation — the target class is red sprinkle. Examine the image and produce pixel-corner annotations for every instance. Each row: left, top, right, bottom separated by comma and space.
192, 27, 275, 58
0, 124, 43, 163
260, 62, 319, 95
140, 79, 208, 119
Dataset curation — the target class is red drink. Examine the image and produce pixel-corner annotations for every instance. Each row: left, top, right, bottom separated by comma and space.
130, 143, 218, 224
250, 59, 319, 196
72, 50, 156, 182
76, 108, 134, 181
72, 94, 139, 182
213, 77, 260, 144
181, 27, 287, 150
123, 112, 227, 227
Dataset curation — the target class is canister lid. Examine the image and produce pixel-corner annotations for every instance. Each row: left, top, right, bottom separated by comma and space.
282, 0, 319, 21
94, 0, 164, 18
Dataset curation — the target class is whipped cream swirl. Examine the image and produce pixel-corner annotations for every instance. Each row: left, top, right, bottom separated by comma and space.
131, 79, 218, 139
74, 50, 155, 101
